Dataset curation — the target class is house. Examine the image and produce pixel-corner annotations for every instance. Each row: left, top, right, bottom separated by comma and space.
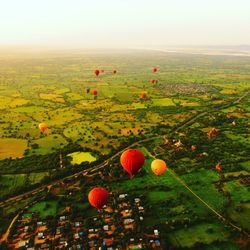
134, 198, 140, 203
59, 216, 66, 221
154, 229, 159, 236
37, 221, 43, 227
37, 232, 44, 239
119, 194, 128, 199
124, 219, 134, 225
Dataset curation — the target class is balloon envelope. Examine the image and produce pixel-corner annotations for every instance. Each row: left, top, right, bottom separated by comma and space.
151, 159, 167, 176
120, 149, 145, 177
140, 92, 146, 99
152, 67, 157, 73
88, 187, 109, 209
150, 79, 156, 84
39, 123, 47, 133
94, 69, 100, 76
91, 89, 98, 96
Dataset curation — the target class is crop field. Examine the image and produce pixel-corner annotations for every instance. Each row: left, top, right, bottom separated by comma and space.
0, 50, 249, 249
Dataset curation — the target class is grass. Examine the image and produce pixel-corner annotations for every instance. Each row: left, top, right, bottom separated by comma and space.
0, 172, 48, 196
168, 222, 229, 248
30, 134, 68, 155
67, 151, 97, 165
152, 98, 175, 106
147, 191, 175, 203
24, 201, 58, 219
0, 138, 28, 160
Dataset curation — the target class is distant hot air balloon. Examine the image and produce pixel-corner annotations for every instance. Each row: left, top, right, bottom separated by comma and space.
91, 89, 98, 96
94, 69, 100, 76
152, 67, 157, 73
150, 79, 156, 84
207, 128, 218, 139
151, 159, 167, 176
215, 162, 222, 173
140, 92, 146, 99
39, 123, 48, 133
120, 149, 145, 177
113, 69, 117, 74
88, 187, 109, 209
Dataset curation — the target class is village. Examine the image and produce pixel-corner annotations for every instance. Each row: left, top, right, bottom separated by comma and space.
6, 192, 161, 250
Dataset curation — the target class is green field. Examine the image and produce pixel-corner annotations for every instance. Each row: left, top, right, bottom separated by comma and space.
67, 151, 97, 164
24, 201, 58, 219
0, 50, 249, 249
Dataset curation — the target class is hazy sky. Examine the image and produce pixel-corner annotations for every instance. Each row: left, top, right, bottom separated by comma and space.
0, 0, 249, 48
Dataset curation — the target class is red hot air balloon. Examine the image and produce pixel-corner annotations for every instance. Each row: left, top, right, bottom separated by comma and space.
120, 149, 145, 177
150, 79, 156, 84
151, 159, 167, 176
215, 162, 222, 173
113, 69, 117, 74
38, 123, 48, 133
91, 89, 98, 96
152, 67, 157, 73
88, 187, 109, 209
140, 92, 146, 99
94, 69, 100, 76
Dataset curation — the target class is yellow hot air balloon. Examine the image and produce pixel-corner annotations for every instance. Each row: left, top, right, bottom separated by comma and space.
38, 123, 48, 133
151, 159, 167, 176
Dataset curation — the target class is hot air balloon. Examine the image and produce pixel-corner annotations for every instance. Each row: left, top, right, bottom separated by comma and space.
140, 92, 146, 99
113, 69, 117, 74
39, 123, 48, 133
152, 67, 157, 73
94, 69, 100, 76
88, 187, 109, 209
150, 79, 156, 84
151, 159, 167, 176
91, 89, 98, 96
207, 128, 217, 139
120, 149, 145, 177
215, 162, 222, 173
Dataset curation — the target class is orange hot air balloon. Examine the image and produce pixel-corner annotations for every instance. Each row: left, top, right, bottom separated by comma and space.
152, 67, 157, 73
207, 128, 218, 139
191, 145, 197, 150
39, 123, 48, 133
91, 89, 98, 96
94, 69, 100, 76
150, 79, 156, 84
120, 149, 145, 177
151, 159, 167, 176
113, 69, 117, 74
88, 187, 109, 209
140, 92, 146, 99
215, 162, 222, 173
